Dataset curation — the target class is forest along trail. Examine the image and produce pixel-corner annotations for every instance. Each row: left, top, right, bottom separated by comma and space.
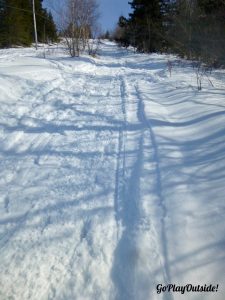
0, 41, 225, 300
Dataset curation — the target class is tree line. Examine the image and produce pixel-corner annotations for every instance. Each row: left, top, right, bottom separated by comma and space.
0, 0, 100, 57
0, 0, 58, 48
114, 0, 225, 67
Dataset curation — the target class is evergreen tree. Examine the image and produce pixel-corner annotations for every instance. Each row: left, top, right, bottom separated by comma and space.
0, 0, 32, 47
114, 0, 166, 52
115, 16, 130, 48
35, 4, 58, 43
0, 0, 58, 48
128, 0, 165, 52
45, 11, 58, 43
197, 0, 225, 65
115, 0, 225, 66
0, 0, 8, 47
167, 0, 225, 65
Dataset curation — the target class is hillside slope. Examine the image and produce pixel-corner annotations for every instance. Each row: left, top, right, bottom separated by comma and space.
0, 42, 225, 300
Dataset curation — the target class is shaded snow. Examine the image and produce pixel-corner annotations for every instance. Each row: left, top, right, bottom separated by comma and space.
0, 42, 225, 300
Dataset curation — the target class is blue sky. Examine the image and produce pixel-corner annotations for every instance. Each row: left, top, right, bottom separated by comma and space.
43, 0, 131, 31
98, 0, 131, 31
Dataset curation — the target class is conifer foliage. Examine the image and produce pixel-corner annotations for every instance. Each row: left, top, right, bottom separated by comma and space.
115, 0, 166, 52
129, 0, 164, 52
115, 0, 225, 66
0, 0, 58, 48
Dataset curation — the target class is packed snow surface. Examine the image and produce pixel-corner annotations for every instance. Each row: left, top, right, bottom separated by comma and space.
0, 42, 225, 300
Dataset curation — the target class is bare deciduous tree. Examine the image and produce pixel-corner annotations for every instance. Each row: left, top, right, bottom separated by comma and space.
192, 61, 214, 91
60, 0, 99, 57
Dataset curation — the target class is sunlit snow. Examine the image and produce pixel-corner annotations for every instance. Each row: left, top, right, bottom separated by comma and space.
0, 41, 225, 300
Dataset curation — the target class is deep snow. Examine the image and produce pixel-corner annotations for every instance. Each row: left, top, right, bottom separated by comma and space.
0, 41, 225, 300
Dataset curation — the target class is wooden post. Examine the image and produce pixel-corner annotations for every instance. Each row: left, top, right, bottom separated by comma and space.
32, 0, 38, 50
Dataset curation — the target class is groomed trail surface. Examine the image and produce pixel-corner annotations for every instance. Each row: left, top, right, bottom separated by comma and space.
0, 41, 225, 300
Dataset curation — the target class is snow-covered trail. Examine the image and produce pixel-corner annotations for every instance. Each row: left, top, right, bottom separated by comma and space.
0, 42, 225, 300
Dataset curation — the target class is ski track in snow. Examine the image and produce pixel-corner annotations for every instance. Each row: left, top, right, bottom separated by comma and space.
0, 42, 225, 300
